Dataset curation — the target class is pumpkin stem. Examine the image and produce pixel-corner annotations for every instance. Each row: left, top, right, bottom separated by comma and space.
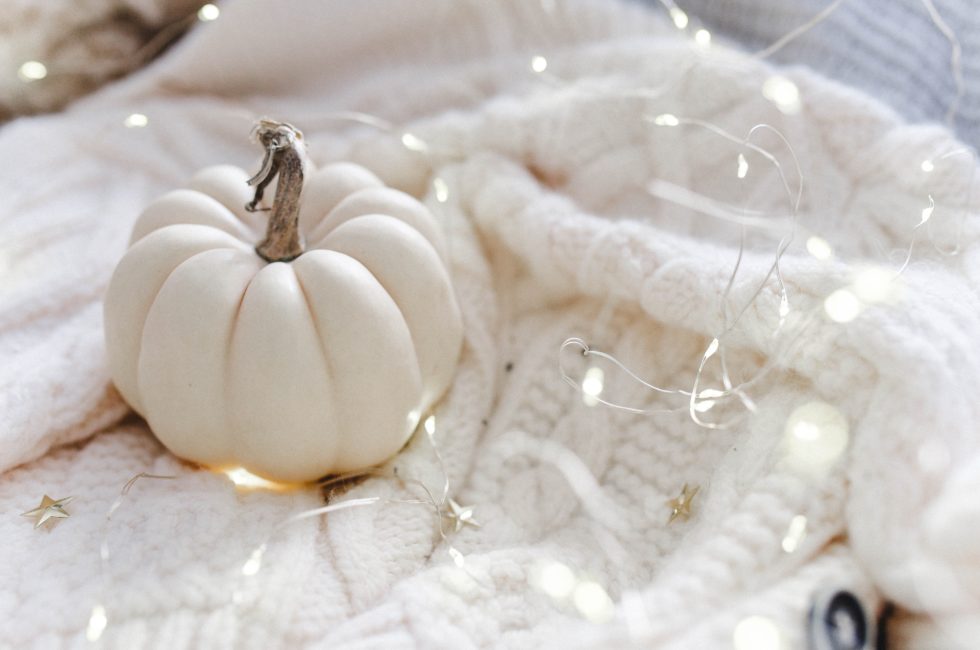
247, 120, 306, 263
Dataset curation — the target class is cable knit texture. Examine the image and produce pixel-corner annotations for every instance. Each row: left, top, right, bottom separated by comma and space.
1, 1, 978, 648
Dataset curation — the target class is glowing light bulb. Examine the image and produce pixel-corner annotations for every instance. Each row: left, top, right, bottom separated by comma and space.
573, 581, 615, 623
86, 605, 108, 642
534, 561, 576, 599
653, 113, 680, 127
762, 76, 801, 114
704, 337, 720, 358
242, 546, 265, 576
424, 415, 436, 436
18, 61, 47, 82
734, 616, 785, 650
694, 388, 724, 413
806, 236, 833, 261
197, 3, 220, 21
669, 7, 689, 29
824, 289, 861, 323
581, 367, 604, 406
737, 153, 749, 179
919, 195, 935, 225
783, 401, 849, 472
449, 547, 466, 568
921, 160, 934, 173
433, 177, 449, 203
225, 467, 280, 489
531, 55, 548, 73
781, 515, 807, 553
400, 132, 428, 152
124, 113, 148, 128
694, 29, 711, 47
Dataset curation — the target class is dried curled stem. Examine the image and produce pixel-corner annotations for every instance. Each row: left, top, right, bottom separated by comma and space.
247, 119, 306, 263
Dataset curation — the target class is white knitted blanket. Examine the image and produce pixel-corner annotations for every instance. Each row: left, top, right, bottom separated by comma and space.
2, 1, 979, 648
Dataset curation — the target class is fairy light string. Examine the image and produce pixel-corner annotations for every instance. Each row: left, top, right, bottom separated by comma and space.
64, 0, 977, 643
88, 472, 176, 644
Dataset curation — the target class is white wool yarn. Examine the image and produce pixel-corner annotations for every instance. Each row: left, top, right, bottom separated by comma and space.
0, 1, 978, 648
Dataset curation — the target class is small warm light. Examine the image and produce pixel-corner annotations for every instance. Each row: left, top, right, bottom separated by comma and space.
18, 60, 47, 82
806, 236, 833, 261
424, 415, 436, 436
449, 547, 466, 568
734, 616, 785, 650
694, 388, 724, 413
921, 159, 935, 173
762, 76, 801, 114
704, 337, 720, 358
573, 581, 615, 623
197, 3, 220, 21
653, 113, 680, 127
694, 29, 711, 47
124, 113, 148, 128
407, 408, 421, 432
669, 7, 689, 29
433, 177, 449, 203
225, 467, 279, 490
86, 605, 108, 642
781, 515, 808, 553
737, 153, 749, 179
824, 289, 861, 323
531, 55, 548, 73
792, 421, 820, 441
242, 546, 265, 576
581, 367, 605, 407
920, 195, 935, 225
778, 295, 790, 319
853, 266, 896, 304
783, 401, 849, 471
400, 132, 428, 152
535, 561, 577, 599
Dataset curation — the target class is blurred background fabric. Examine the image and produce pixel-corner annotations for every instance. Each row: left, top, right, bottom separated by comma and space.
651, 0, 980, 149
5, 0, 979, 149
0, 0, 200, 120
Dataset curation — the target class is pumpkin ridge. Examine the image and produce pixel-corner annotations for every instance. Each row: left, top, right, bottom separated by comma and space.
317, 246, 424, 376
132, 190, 256, 246
221, 262, 256, 470
137, 248, 258, 466
132, 243, 244, 414
322, 214, 460, 412
294, 251, 424, 470
292, 263, 337, 421
306, 186, 443, 255
188, 164, 265, 234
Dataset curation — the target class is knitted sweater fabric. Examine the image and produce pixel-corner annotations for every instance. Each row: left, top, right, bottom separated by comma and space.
1, 1, 979, 648
653, 0, 980, 150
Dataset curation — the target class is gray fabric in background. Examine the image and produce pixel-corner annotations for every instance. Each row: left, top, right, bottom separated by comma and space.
644, 0, 980, 149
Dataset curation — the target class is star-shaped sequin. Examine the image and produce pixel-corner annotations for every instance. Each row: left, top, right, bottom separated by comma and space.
444, 498, 481, 533
667, 484, 699, 524
21, 495, 73, 529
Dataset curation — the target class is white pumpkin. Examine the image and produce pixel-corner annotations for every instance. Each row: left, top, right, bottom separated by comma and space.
104, 122, 463, 483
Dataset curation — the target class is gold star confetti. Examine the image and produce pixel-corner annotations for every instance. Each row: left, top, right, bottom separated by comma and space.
21, 495, 73, 529
667, 484, 699, 524
444, 498, 481, 533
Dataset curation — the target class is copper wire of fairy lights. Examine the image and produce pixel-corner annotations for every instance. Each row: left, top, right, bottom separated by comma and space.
71, 0, 979, 644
